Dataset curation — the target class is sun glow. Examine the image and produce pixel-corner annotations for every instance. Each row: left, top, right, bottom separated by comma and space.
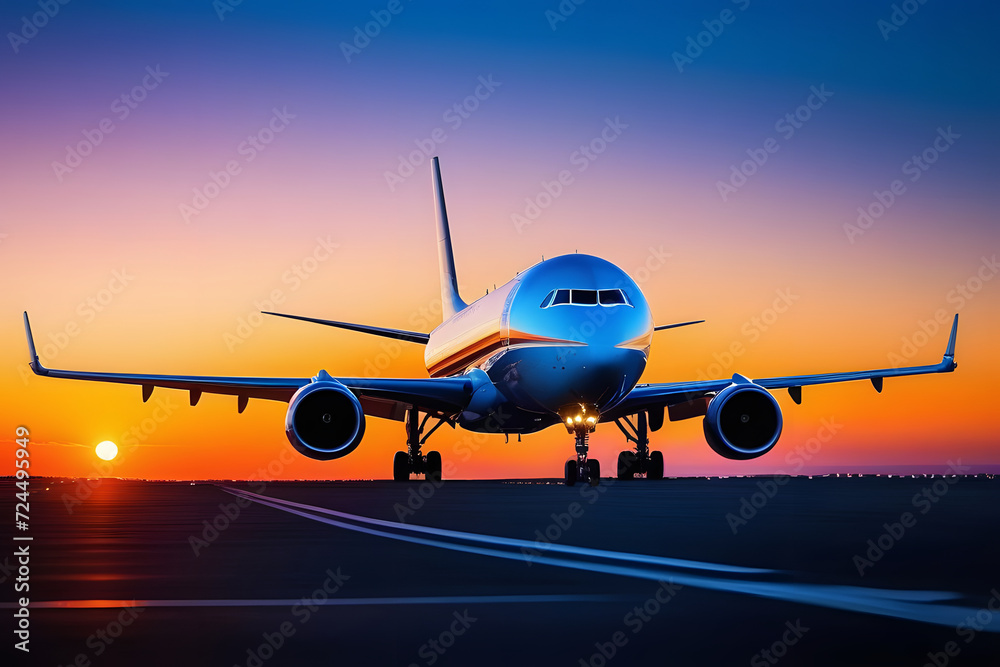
95, 440, 118, 461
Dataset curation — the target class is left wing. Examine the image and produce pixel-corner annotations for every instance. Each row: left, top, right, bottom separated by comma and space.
22, 312, 471, 419
604, 314, 958, 422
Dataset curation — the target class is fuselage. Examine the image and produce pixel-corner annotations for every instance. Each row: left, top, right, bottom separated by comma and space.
425, 254, 653, 433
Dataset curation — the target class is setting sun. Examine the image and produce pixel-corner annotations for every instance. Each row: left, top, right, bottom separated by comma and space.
95, 440, 118, 461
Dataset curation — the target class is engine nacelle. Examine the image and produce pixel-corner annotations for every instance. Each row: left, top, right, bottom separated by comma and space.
285, 378, 365, 461
703, 382, 782, 460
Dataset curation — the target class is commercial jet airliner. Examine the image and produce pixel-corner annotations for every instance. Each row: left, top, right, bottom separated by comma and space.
23, 158, 959, 485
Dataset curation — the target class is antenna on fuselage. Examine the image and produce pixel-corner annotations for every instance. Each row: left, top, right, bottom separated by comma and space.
432, 157, 468, 319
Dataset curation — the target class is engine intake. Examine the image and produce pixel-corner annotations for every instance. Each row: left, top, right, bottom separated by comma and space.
285, 378, 366, 460
703, 382, 782, 460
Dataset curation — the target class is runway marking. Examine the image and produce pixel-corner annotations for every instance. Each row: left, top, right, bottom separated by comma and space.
221, 486, 773, 575
0, 594, 629, 610
222, 486, 1000, 632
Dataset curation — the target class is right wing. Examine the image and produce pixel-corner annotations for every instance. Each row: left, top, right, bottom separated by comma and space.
23, 312, 470, 420
604, 314, 958, 422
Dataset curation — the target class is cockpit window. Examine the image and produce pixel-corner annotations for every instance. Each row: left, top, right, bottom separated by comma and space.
599, 289, 627, 305
540, 288, 632, 308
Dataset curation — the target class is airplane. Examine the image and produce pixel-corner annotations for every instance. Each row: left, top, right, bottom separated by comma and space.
23, 157, 959, 486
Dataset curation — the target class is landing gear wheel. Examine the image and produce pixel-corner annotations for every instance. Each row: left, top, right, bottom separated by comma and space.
617, 451, 637, 480
588, 458, 601, 486
425, 450, 442, 482
564, 459, 578, 487
648, 450, 664, 480
392, 451, 409, 482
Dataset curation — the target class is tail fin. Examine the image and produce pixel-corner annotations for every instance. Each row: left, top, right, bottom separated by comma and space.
432, 157, 467, 319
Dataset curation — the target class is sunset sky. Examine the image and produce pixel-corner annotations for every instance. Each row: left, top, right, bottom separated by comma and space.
2, 1, 998, 479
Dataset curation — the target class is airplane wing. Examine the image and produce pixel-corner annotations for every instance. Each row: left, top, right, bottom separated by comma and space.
604, 314, 959, 422
22, 312, 471, 420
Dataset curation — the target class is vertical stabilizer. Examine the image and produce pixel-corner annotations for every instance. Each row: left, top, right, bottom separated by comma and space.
432, 157, 467, 319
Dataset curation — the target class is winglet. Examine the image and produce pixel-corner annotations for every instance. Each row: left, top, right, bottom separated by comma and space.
943, 314, 958, 369
432, 157, 468, 320
23, 311, 46, 376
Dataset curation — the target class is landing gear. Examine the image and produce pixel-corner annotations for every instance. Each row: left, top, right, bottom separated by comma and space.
614, 412, 664, 480
392, 451, 409, 482
392, 408, 448, 482
565, 425, 600, 487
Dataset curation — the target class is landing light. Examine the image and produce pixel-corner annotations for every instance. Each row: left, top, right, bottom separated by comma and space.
574, 415, 582, 423
566, 418, 573, 426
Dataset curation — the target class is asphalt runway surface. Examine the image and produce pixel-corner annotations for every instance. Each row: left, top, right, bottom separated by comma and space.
4, 475, 1000, 666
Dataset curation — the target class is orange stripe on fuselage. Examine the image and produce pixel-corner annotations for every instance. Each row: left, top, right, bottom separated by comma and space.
427, 329, 583, 378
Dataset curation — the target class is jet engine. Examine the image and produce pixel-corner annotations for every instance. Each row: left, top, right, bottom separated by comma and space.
703, 381, 782, 460
285, 378, 366, 460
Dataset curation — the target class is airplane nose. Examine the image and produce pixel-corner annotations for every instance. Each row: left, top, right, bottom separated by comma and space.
559, 345, 645, 407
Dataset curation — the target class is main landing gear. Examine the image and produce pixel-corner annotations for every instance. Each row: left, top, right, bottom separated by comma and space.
614, 412, 664, 480
392, 408, 448, 482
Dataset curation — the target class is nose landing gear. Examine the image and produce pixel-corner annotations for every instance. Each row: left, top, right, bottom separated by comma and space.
614, 412, 664, 480
564, 426, 601, 487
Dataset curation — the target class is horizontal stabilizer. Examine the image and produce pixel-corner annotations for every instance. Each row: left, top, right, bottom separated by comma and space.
263, 311, 430, 344
654, 319, 705, 332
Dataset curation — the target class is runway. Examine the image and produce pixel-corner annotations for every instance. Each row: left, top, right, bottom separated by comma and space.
5, 475, 1000, 666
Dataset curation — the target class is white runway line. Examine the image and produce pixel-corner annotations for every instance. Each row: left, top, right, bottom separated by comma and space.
223, 486, 774, 575
0, 594, 630, 610
223, 486, 1000, 632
